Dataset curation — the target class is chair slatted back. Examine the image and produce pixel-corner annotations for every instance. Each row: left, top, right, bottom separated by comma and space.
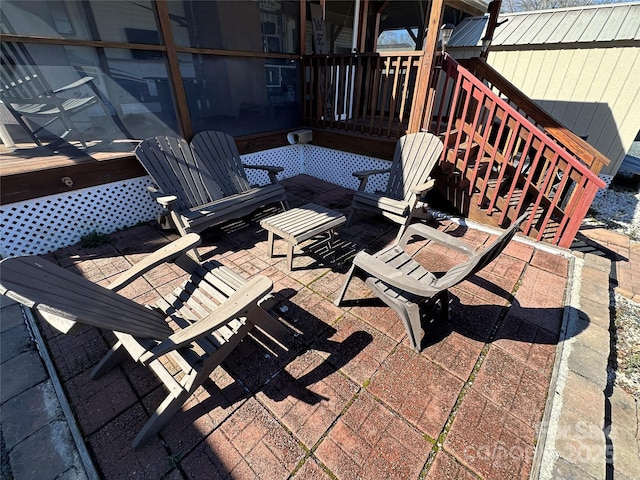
0, 42, 53, 103
386, 132, 444, 201
0, 256, 173, 340
135, 136, 225, 211
190, 130, 252, 197
434, 214, 528, 291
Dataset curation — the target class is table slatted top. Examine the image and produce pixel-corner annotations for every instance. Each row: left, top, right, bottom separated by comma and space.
260, 203, 346, 245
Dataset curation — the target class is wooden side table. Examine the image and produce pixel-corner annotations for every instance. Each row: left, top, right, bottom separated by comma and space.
260, 203, 347, 271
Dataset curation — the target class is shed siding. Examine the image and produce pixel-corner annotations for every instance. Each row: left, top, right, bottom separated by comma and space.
487, 46, 640, 176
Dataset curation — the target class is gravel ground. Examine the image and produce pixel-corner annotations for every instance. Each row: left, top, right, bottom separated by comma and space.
585, 170, 640, 399
610, 293, 640, 400
584, 177, 640, 241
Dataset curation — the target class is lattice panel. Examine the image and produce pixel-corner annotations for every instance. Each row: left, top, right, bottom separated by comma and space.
301, 145, 389, 192
0, 145, 385, 257
241, 145, 303, 184
1, 177, 161, 257
595, 174, 613, 198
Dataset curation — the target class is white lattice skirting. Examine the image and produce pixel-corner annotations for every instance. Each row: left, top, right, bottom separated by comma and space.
1, 144, 389, 257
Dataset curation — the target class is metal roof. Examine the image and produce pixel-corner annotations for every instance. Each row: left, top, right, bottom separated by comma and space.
448, 1, 640, 48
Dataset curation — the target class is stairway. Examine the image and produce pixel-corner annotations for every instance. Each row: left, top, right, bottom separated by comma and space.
433, 128, 562, 244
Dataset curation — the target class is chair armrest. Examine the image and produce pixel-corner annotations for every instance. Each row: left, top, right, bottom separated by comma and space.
352, 168, 391, 191
147, 185, 177, 208
242, 164, 284, 184
52, 76, 94, 93
242, 164, 284, 174
155, 195, 178, 208
353, 252, 436, 297
107, 233, 202, 291
410, 178, 436, 196
398, 223, 476, 256
352, 168, 391, 179
143, 275, 273, 361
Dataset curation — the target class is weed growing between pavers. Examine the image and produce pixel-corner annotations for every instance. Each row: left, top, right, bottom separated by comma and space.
79, 231, 112, 248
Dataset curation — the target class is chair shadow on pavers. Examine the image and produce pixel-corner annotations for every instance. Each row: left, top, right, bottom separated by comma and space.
336, 214, 588, 354
1, 236, 373, 456
0, 234, 293, 449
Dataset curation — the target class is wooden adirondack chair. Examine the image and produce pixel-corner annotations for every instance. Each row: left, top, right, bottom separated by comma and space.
347, 132, 444, 233
0, 233, 289, 448
135, 131, 288, 240
0, 42, 129, 148
335, 214, 527, 352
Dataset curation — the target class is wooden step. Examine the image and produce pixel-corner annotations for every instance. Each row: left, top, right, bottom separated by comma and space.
434, 159, 562, 243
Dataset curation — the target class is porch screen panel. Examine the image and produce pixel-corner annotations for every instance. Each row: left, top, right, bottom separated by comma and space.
0, 1, 159, 43
179, 53, 300, 136
0, 42, 179, 145
80, 1, 159, 44
99, 48, 180, 139
168, 1, 300, 54
0, 1, 92, 39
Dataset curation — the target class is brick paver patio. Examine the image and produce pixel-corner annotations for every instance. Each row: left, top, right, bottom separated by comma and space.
33, 175, 572, 479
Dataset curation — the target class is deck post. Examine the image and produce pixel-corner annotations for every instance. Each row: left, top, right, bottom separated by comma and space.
407, 1, 444, 133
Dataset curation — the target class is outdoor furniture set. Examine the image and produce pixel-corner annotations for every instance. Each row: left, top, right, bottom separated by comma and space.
0, 130, 526, 448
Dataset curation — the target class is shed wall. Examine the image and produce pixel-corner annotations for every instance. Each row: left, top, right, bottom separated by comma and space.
486, 45, 640, 177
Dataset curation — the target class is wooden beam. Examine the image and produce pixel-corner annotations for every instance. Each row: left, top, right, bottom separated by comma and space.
408, 0, 445, 133
373, 1, 390, 52
300, 0, 307, 55
0, 33, 167, 52
310, 128, 396, 160
234, 129, 299, 154
481, 0, 501, 59
154, 0, 192, 140
0, 34, 300, 60
1, 155, 146, 205
0, 130, 296, 204
359, 0, 369, 52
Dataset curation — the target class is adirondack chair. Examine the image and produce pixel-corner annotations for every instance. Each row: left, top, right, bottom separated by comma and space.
347, 132, 444, 233
335, 214, 528, 352
0, 233, 289, 448
0, 42, 129, 147
135, 131, 288, 241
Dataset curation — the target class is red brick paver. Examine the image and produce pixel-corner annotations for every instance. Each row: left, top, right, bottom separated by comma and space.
315, 392, 429, 480
24, 176, 575, 479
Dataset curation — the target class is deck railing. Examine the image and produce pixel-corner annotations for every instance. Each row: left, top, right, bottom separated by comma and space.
302, 52, 422, 139
429, 54, 606, 248
302, 51, 607, 248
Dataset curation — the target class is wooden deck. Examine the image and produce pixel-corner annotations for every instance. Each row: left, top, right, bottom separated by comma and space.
0, 140, 138, 176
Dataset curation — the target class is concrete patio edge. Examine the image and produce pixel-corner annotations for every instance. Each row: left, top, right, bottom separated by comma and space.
22, 305, 100, 480
537, 252, 613, 480
0, 295, 99, 480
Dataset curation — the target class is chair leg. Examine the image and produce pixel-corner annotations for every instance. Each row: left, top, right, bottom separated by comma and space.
345, 208, 355, 228
405, 304, 424, 352
334, 262, 357, 306
90, 340, 127, 379
132, 389, 191, 449
438, 290, 450, 320
395, 205, 420, 243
